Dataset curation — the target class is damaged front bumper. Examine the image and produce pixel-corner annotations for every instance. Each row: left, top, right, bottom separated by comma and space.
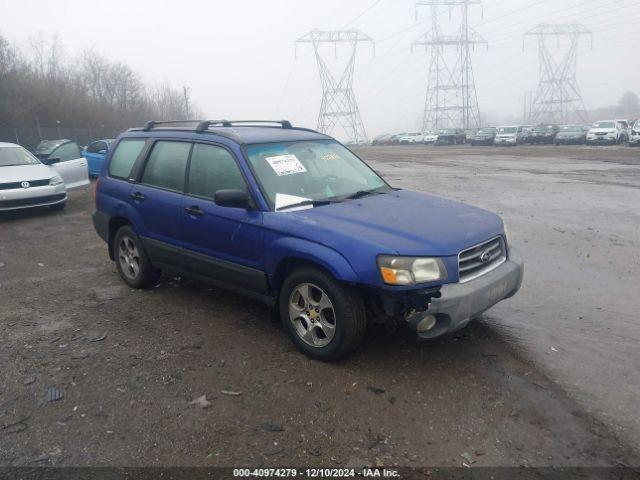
408, 248, 524, 339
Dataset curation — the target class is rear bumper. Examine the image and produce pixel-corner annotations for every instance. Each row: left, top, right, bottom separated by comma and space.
410, 248, 524, 339
92, 210, 110, 243
0, 185, 67, 211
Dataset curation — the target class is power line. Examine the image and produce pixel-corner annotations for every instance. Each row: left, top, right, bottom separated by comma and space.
342, 0, 386, 28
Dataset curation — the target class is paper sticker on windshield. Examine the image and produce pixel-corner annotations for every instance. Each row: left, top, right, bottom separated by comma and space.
265, 154, 306, 176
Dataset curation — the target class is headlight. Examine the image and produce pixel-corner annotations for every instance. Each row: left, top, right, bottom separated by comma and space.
377, 256, 447, 285
49, 175, 64, 186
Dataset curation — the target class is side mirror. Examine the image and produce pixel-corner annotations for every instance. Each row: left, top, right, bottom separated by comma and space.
43, 157, 61, 165
214, 189, 252, 209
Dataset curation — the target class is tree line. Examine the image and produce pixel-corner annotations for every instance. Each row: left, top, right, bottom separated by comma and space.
0, 33, 200, 134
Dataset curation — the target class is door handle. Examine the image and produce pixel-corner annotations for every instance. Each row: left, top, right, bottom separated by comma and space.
130, 192, 146, 202
185, 205, 204, 217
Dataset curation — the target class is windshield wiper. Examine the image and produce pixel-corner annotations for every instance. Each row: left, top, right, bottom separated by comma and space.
276, 199, 334, 212
345, 188, 387, 200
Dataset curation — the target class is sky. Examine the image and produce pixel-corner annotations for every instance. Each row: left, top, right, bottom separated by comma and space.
1, 0, 639, 139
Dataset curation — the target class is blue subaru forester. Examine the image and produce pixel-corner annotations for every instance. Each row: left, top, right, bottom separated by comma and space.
92, 120, 524, 360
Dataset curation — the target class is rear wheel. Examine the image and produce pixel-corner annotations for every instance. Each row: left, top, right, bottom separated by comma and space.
280, 266, 366, 360
113, 226, 161, 289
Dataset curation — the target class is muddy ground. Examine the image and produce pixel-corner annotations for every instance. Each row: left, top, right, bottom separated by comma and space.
0, 144, 639, 468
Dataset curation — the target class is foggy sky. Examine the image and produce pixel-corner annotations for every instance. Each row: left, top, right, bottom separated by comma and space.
2, 0, 639, 139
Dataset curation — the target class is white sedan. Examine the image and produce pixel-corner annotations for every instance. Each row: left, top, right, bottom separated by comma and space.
0, 142, 89, 212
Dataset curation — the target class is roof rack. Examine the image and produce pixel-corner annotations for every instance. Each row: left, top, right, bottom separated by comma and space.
195, 119, 293, 132
142, 120, 201, 131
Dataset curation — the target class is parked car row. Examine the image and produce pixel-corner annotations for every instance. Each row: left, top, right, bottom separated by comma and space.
372, 128, 468, 146
371, 119, 639, 147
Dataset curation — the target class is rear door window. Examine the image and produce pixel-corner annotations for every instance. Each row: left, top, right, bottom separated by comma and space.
141, 141, 191, 192
109, 139, 146, 179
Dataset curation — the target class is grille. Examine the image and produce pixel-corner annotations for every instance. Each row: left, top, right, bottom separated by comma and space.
0, 179, 50, 190
458, 236, 506, 283
0, 193, 66, 209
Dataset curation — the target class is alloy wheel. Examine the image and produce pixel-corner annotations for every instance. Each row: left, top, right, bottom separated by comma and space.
288, 283, 337, 348
118, 236, 141, 280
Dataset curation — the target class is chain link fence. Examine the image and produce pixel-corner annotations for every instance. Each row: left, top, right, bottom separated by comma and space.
0, 123, 124, 151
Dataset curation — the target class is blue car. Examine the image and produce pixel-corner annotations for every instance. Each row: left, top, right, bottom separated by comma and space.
82, 139, 114, 177
92, 120, 523, 360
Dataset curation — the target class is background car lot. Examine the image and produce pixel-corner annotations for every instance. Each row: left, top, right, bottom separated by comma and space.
1, 145, 639, 467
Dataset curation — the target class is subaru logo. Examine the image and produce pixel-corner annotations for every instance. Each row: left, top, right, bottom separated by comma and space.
480, 250, 492, 263
21, 181, 30, 189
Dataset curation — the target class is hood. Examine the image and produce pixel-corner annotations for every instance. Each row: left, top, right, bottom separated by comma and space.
589, 128, 616, 134
496, 133, 516, 138
268, 190, 504, 257
0, 163, 54, 183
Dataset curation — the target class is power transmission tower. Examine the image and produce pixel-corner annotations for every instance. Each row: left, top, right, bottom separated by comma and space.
524, 23, 592, 124
296, 30, 373, 143
412, 0, 487, 132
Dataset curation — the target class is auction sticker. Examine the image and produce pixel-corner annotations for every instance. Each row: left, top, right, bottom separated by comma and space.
266, 154, 307, 176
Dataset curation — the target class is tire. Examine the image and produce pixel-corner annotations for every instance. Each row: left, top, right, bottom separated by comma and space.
49, 202, 66, 212
113, 225, 161, 289
279, 266, 366, 360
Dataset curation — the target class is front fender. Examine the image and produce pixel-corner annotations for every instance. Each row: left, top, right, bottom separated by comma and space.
265, 237, 360, 285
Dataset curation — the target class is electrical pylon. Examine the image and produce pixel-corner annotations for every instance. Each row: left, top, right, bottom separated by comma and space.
524, 23, 593, 124
296, 30, 373, 143
412, 0, 487, 131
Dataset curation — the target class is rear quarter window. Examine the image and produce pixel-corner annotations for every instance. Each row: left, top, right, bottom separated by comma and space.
108, 139, 146, 179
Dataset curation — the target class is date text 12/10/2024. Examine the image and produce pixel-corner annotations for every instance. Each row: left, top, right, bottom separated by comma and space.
232, 468, 401, 478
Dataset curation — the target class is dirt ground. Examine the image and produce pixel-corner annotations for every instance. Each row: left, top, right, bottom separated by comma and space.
1, 144, 639, 468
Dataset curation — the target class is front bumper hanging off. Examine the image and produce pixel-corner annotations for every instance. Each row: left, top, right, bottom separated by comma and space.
408, 248, 524, 339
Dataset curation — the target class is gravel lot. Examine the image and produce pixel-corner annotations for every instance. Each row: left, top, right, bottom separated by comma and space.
1, 144, 639, 468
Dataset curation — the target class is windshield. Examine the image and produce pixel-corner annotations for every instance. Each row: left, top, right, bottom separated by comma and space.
498, 127, 517, 134
245, 140, 391, 210
593, 121, 615, 129
561, 126, 582, 132
0, 146, 41, 167
438, 129, 455, 134
35, 140, 67, 155
478, 128, 496, 134
534, 125, 555, 132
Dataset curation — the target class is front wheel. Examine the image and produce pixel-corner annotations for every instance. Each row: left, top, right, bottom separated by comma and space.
280, 266, 366, 360
113, 225, 161, 289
